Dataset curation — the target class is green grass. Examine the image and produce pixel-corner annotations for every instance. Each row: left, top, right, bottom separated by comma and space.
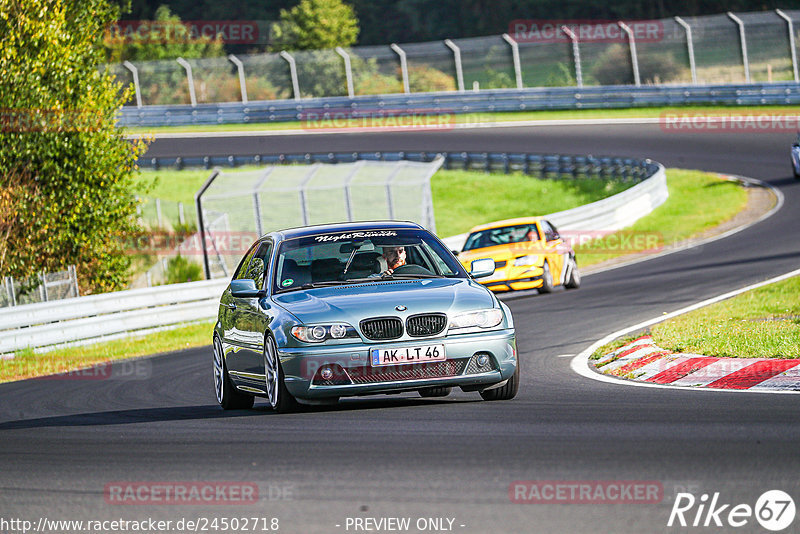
576, 169, 749, 266
431, 170, 631, 237
124, 105, 800, 134
0, 321, 214, 383
650, 276, 800, 359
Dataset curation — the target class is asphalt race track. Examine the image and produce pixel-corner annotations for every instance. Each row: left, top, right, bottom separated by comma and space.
1, 124, 799, 533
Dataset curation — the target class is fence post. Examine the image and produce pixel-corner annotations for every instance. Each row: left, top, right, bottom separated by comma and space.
390, 44, 410, 94
561, 26, 583, 87
280, 51, 301, 100
335, 47, 355, 98
155, 198, 163, 228
618, 22, 641, 86
501, 33, 523, 89
298, 165, 321, 226
39, 272, 48, 302
176, 57, 197, 107
674, 17, 698, 84
69, 265, 78, 298
5, 276, 15, 307
227, 54, 248, 103
122, 61, 143, 108
776, 9, 799, 83
178, 202, 185, 226
196, 169, 220, 280
444, 39, 465, 92
727, 12, 751, 83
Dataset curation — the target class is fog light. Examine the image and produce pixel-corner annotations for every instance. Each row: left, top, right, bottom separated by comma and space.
320, 366, 334, 380
476, 353, 490, 367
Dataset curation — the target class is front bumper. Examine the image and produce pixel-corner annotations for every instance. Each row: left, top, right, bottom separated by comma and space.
279, 329, 516, 400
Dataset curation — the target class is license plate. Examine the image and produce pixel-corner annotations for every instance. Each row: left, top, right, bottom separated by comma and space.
371, 344, 446, 366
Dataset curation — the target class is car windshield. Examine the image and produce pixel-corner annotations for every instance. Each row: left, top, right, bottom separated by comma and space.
273, 228, 467, 292
462, 224, 539, 251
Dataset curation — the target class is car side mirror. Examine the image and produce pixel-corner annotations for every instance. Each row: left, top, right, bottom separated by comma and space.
469, 258, 495, 279
231, 278, 265, 298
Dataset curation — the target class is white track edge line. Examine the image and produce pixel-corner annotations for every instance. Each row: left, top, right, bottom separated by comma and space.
570, 267, 800, 395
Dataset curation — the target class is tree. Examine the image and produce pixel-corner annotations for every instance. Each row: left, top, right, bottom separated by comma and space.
0, 0, 148, 294
104, 4, 225, 63
270, 0, 359, 51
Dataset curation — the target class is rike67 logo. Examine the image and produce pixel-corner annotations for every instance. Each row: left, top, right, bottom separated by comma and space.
668, 490, 795, 531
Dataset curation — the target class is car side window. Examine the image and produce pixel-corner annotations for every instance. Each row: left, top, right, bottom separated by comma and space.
233, 243, 259, 281
247, 242, 273, 288
540, 220, 559, 241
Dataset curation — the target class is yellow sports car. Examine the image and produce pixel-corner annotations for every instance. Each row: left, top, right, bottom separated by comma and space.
457, 217, 580, 293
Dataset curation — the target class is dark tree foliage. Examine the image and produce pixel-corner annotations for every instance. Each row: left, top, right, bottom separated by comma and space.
0, 0, 148, 294
123, 0, 790, 47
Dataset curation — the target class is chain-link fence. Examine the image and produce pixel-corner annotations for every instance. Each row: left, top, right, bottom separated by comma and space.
109, 10, 800, 106
135, 196, 195, 231
1, 266, 79, 308
196, 159, 442, 279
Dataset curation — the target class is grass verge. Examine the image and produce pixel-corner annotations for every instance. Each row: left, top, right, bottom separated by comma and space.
1, 321, 214, 384
125, 105, 798, 135
650, 276, 800, 359
576, 169, 749, 267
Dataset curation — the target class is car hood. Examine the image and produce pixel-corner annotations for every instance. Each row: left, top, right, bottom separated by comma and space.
271, 278, 495, 324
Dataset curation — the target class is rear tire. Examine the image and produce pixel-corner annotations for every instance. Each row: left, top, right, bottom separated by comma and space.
480, 361, 519, 401
213, 336, 255, 410
538, 261, 554, 293
418, 386, 452, 398
564, 256, 581, 289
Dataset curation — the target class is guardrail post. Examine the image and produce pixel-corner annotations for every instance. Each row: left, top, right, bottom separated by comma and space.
727, 12, 751, 83
390, 44, 410, 94
674, 17, 698, 85
444, 39, 465, 92
560, 26, 583, 87
501, 33, 524, 89
227, 54, 248, 103
176, 57, 197, 107
195, 169, 220, 280
122, 61, 143, 108
776, 9, 799, 83
280, 51, 301, 100
335, 47, 355, 98
618, 22, 641, 86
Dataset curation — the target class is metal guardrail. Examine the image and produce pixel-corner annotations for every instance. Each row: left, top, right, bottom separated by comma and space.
119, 82, 800, 128
0, 279, 228, 354
441, 162, 667, 251
138, 149, 660, 179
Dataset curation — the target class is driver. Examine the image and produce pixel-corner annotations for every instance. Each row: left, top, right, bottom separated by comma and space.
378, 246, 433, 276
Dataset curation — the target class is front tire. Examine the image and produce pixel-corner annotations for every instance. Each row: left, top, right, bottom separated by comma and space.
264, 334, 300, 413
480, 361, 519, 401
538, 261, 554, 293
213, 336, 255, 410
564, 256, 581, 289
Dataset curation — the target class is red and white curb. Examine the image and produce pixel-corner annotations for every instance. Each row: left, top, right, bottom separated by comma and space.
571, 267, 800, 395
594, 336, 800, 391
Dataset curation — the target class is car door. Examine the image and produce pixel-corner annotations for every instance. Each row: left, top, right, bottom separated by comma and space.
229, 240, 275, 381
220, 242, 259, 357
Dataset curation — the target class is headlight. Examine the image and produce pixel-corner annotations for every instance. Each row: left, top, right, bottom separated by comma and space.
449, 309, 504, 330
514, 254, 539, 266
291, 323, 358, 343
